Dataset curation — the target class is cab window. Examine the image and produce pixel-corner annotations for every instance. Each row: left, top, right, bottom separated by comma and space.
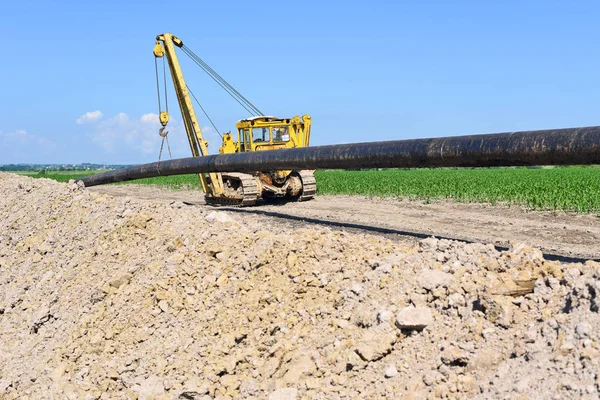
273, 126, 290, 142
239, 129, 251, 151
252, 127, 269, 143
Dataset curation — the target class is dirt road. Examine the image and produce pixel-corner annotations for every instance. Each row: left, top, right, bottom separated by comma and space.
90, 185, 600, 261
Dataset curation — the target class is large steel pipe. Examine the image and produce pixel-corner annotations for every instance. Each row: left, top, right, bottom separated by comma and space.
79, 125, 600, 187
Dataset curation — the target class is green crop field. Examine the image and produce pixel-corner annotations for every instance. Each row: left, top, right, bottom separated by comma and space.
12, 166, 600, 213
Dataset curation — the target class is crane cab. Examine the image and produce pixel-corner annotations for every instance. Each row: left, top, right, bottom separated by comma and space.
219, 115, 311, 154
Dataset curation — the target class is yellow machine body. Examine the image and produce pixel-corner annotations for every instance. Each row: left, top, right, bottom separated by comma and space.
154, 33, 316, 206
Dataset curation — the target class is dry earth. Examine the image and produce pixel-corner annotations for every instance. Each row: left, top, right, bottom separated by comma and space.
91, 185, 600, 261
1, 173, 600, 399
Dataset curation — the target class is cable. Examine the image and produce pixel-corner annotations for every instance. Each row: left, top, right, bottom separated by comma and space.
187, 85, 222, 138
154, 58, 162, 114
162, 57, 169, 113
186, 47, 263, 116
181, 47, 256, 116
181, 45, 264, 116
184, 46, 262, 115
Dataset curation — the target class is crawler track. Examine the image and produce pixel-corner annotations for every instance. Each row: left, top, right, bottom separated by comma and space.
296, 170, 316, 202
205, 173, 259, 207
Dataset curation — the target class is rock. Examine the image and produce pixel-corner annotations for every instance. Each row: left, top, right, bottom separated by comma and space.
467, 348, 504, 372
524, 328, 537, 343
377, 310, 394, 324
282, 355, 316, 383
109, 273, 132, 289
269, 388, 298, 400
481, 296, 513, 328
351, 282, 363, 295
30, 305, 53, 333
447, 292, 466, 308
205, 211, 235, 224
396, 306, 433, 330
418, 269, 454, 291
384, 364, 398, 378
575, 322, 590, 338
355, 329, 397, 361
239, 379, 259, 397
221, 374, 241, 390
420, 237, 439, 251
534, 279, 553, 297
287, 252, 298, 268
441, 345, 469, 366
135, 376, 165, 399
560, 340, 575, 352
0, 379, 12, 394
158, 300, 170, 313
410, 292, 428, 307
564, 267, 581, 283
422, 370, 444, 386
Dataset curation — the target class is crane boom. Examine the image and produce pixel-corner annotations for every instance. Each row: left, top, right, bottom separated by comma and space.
153, 33, 223, 195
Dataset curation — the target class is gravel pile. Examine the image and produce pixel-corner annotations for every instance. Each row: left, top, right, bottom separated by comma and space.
0, 172, 599, 399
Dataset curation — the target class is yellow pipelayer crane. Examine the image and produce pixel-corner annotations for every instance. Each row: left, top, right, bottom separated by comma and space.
153, 33, 315, 206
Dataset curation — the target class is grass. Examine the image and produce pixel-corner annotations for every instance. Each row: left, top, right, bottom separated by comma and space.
314, 167, 600, 213
11, 166, 600, 213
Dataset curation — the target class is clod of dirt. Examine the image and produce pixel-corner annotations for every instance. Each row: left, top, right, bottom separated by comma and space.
1, 172, 599, 399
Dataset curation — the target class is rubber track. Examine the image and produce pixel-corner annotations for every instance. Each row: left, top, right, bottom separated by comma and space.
297, 170, 316, 202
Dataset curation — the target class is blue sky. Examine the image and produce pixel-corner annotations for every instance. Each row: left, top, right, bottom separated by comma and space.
2, 0, 600, 164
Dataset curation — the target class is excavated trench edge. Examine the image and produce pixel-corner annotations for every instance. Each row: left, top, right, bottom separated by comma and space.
216, 207, 599, 264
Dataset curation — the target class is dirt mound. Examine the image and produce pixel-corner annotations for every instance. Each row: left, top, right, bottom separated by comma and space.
1, 172, 599, 399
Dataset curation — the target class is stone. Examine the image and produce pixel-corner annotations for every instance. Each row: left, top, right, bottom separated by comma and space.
31, 305, 52, 333
355, 329, 397, 362
179, 378, 209, 399
418, 269, 454, 290
282, 355, 316, 383
269, 388, 298, 400
221, 374, 241, 390
467, 348, 504, 372
109, 273, 132, 289
422, 370, 444, 386
134, 376, 165, 399
205, 211, 235, 224
384, 364, 398, 378
158, 300, 170, 313
524, 328, 537, 343
0, 379, 12, 394
419, 237, 439, 251
351, 282, 363, 295
396, 306, 433, 330
481, 296, 513, 328
287, 252, 298, 268
441, 345, 469, 366
575, 322, 590, 338
377, 310, 394, 324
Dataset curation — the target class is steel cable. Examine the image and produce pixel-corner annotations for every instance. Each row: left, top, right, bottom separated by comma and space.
181, 45, 264, 116
187, 85, 223, 138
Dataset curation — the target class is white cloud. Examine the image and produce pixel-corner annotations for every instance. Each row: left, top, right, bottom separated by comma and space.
140, 113, 159, 123
79, 111, 224, 158
76, 110, 103, 125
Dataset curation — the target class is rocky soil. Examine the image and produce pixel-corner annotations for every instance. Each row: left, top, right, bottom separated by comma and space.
1, 172, 599, 399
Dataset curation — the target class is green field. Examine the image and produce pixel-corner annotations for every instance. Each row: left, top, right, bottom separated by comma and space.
13, 167, 600, 213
